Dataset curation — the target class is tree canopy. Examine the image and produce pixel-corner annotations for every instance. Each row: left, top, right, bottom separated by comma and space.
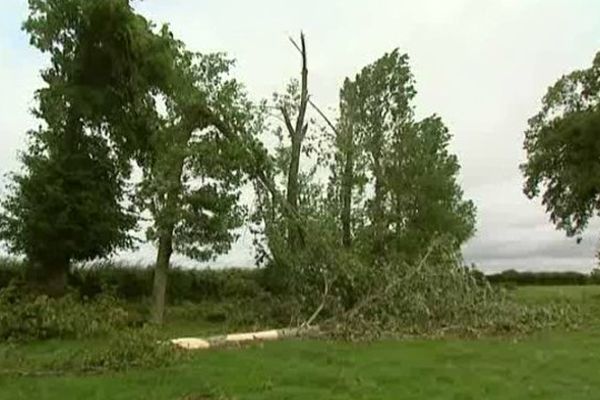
331, 49, 475, 262
522, 52, 600, 238
0, 0, 172, 293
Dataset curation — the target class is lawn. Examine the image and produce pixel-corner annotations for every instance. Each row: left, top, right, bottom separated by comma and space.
1, 286, 600, 400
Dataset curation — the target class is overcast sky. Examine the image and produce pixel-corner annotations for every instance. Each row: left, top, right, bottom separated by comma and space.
1, 1, 600, 272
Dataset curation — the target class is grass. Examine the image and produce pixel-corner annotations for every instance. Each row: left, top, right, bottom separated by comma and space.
1, 285, 600, 400
513, 284, 600, 303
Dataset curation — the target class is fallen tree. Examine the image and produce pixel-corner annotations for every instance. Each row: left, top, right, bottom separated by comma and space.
171, 326, 320, 350
170, 237, 582, 350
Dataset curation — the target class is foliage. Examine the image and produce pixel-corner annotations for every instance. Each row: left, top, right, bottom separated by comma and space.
251, 42, 325, 269
522, 51, 600, 238
0, 258, 24, 288
0, 0, 176, 292
23, 0, 175, 158
15, 0, 269, 321
331, 49, 476, 262
0, 0, 587, 345
79, 327, 186, 372
314, 239, 580, 340
251, 47, 483, 340
0, 328, 186, 376
168, 295, 301, 332
136, 49, 258, 263
0, 129, 136, 293
0, 281, 131, 342
0, 260, 271, 304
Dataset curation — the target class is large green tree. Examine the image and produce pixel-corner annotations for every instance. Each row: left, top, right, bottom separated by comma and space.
0, 0, 171, 294
522, 51, 600, 239
0, 128, 135, 295
383, 115, 476, 260
331, 49, 475, 261
2, 0, 265, 314
138, 44, 263, 323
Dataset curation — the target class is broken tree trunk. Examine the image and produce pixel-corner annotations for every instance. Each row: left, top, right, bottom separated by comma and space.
171, 326, 320, 350
281, 32, 309, 252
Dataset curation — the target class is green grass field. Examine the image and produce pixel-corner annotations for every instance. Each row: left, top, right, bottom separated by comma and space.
2, 286, 600, 400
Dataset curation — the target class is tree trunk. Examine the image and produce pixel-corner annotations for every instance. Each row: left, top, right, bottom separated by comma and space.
44, 262, 69, 297
286, 135, 303, 250
150, 127, 191, 324
151, 226, 173, 324
282, 32, 309, 253
340, 128, 354, 248
372, 148, 385, 256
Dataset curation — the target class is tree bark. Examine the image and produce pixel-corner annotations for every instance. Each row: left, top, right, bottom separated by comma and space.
283, 33, 309, 253
340, 127, 354, 248
150, 127, 191, 324
151, 225, 173, 324
372, 147, 385, 256
286, 133, 303, 250
43, 261, 69, 297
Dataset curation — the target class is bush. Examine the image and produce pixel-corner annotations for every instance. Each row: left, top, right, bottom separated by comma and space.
79, 327, 186, 372
70, 263, 264, 303
68, 262, 153, 300
0, 327, 188, 375
0, 259, 265, 304
0, 258, 25, 288
0, 281, 131, 342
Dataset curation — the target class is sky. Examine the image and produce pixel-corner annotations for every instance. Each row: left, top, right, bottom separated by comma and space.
1, 0, 600, 273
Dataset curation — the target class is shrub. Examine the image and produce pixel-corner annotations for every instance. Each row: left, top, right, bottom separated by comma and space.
0, 258, 25, 289
79, 327, 186, 372
70, 263, 264, 303
1, 260, 266, 303
0, 327, 188, 375
0, 281, 131, 342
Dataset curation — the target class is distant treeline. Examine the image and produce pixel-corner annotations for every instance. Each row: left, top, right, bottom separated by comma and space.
485, 269, 600, 286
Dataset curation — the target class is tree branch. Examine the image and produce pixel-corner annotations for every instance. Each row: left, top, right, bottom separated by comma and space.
280, 106, 296, 137
309, 98, 339, 135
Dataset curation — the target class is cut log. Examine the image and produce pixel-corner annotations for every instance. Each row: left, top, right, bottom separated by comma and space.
171, 338, 211, 350
170, 326, 319, 350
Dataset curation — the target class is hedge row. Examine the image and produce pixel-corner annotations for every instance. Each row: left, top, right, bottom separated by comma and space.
2, 258, 598, 303
0, 258, 265, 303
486, 269, 600, 286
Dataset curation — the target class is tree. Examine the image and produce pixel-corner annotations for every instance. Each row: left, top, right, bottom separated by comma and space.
0, 129, 135, 295
522, 51, 600, 239
1, 0, 261, 315
330, 49, 475, 261
252, 34, 323, 265
383, 115, 476, 259
334, 78, 364, 248
279, 34, 310, 253
0, 0, 170, 294
350, 50, 416, 256
137, 45, 262, 323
